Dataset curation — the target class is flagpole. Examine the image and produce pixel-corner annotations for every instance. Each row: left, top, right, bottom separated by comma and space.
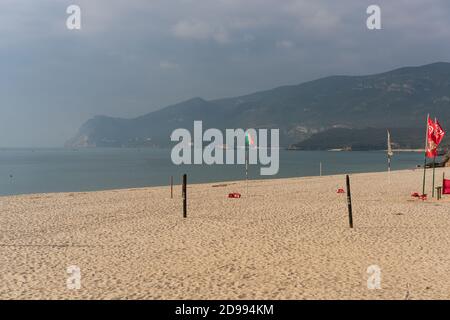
245, 132, 249, 197
245, 147, 248, 196
432, 155, 436, 197
388, 155, 391, 184
432, 118, 437, 197
387, 130, 391, 184
422, 114, 430, 195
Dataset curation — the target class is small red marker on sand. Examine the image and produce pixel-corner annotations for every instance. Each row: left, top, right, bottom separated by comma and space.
228, 193, 241, 198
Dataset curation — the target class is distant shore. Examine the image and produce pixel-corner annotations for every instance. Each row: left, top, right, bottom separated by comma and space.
287, 147, 427, 152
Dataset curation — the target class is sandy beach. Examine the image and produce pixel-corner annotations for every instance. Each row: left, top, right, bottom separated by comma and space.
1, 168, 450, 300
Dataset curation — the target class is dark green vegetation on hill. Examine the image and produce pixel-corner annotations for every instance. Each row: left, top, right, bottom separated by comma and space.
291, 127, 449, 151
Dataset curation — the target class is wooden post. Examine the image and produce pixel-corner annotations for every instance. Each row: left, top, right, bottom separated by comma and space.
346, 175, 353, 229
320, 162, 322, 177
182, 174, 187, 218
170, 176, 173, 199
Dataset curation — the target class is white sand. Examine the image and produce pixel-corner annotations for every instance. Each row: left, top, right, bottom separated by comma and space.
1, 168, 450, 300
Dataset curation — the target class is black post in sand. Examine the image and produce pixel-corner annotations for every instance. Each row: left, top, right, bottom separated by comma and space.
346, 175, 353, 229
170, 176, 173, 199
182, 174, 187, 218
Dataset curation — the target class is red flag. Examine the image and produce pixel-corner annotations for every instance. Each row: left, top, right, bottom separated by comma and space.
426, 118, 438, 158
434, 119, 445, 146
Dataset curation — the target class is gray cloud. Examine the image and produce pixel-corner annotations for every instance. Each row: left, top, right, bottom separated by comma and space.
1, 0, 450, 147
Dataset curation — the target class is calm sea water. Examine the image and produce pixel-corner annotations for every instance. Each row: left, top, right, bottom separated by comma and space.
0, 148, 423, 196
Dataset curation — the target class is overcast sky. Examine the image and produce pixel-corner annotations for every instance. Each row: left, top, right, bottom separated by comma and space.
1, 0, 450, 147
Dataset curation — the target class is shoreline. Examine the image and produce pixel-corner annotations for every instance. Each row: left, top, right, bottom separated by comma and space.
0, 166, 421, 198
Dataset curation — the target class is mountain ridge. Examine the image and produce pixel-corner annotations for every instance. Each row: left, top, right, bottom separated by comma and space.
66, 62, 450, 148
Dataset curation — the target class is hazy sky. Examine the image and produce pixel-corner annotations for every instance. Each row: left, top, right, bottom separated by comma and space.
2, 0, 450, 147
